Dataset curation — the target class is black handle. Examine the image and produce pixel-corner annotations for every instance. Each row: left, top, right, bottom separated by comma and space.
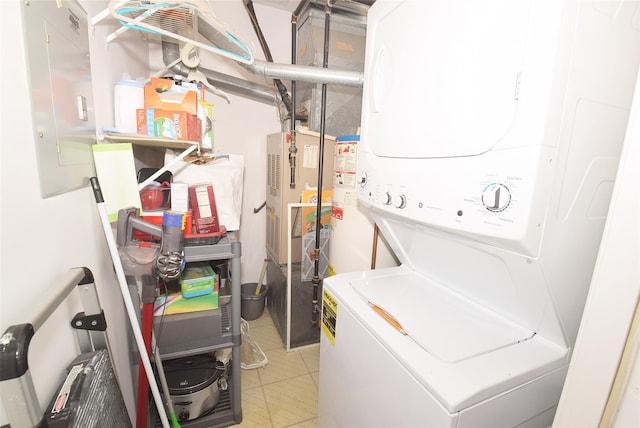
90, 176, 104, 203
0, 323, 35, 381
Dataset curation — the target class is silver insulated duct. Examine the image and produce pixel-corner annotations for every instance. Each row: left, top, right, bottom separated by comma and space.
161, 40, 279, 105
161, 10, 364, 106
195, 15, 364, 88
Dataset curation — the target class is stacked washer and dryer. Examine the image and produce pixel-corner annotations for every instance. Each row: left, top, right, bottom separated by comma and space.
317, 1, 640, 426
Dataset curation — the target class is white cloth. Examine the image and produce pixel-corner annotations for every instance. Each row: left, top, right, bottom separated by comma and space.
164, 150, 244, 231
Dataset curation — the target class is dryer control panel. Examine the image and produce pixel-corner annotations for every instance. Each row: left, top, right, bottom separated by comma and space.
357, 146, 552, 256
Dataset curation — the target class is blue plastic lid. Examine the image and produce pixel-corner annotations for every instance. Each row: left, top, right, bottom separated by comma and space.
115, 79, 144, 87
336, 135, 360, 142
163, 211, 184, 227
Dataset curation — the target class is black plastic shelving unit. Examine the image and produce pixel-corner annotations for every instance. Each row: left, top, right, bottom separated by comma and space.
148, 232, 243, 427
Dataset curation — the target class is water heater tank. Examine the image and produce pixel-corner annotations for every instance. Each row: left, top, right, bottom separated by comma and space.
329, 135, 396, 274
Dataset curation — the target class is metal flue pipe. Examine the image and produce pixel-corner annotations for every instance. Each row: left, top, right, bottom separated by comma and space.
161, 40, 278, 105
243, 0, 293, 116
243, 60, 363, 87
286, 0, 312, 189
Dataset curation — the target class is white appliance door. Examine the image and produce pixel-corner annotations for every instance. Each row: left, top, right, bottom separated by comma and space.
365, 0, 531, 158
350, 271, 533, 363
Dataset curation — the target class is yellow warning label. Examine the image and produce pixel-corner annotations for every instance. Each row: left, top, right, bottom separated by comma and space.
321, 288, 338, 346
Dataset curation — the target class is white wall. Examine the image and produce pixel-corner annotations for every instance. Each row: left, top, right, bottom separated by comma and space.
0, 0, 143, 423
553, 68, 640, 427
0, 0, 290, 425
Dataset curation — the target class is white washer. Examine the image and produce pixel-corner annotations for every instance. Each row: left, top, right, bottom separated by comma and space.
318, 0, 640, 426
320, 266, 567, 427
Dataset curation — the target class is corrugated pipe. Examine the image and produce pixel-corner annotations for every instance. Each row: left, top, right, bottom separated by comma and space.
161, 40, 278, 105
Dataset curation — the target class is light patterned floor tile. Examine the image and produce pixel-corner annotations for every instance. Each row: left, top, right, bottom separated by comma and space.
251, 322, 285, 352
298, 346, 320, 373
241, 366, 261, 390
248, 308, 274, 328
258, 347, 308, 385
286, 419, 318, 428
239, 306, 325, 428
237, 387, 272, 428
309, 371, 320, 390
263, 375, 318, 428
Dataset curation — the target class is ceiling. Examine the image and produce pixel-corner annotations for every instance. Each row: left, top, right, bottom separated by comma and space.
251, 0, 302, 12
252, 0, 373, 14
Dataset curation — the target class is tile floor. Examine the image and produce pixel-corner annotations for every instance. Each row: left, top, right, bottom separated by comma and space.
237, 310, 320, 428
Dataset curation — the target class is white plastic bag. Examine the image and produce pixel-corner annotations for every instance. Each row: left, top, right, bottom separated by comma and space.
165, 150, 244, 230
240, 318, 268, 369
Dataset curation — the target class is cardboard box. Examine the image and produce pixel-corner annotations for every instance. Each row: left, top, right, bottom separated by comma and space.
189, 184, 220, 234
153, 288, 219, 315
144, 77, 201, 115
170, 181, 189, 212
136, 108, 202, 142
302, 189, 332, 234
179, 263, 217, 299
149, 77, 204, 99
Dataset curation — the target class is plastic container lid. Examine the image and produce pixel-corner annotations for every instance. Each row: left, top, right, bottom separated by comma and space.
336, 135, 361, 142
115, 79, 144, 88
163, 210, 184, 227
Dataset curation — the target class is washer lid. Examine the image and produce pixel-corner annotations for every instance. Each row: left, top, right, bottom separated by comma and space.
351, 271, 534, 362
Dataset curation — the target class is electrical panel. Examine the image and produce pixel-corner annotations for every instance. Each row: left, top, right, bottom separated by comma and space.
21, 0, 96, 197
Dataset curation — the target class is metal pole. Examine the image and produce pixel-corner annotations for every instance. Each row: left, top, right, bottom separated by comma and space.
311, 0, 335, 327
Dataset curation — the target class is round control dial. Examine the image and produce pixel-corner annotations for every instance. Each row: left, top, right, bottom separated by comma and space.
359, 172, 367, 187
380, 192, 392, 206
482, 183, 511, 212
394, 194, 407, 209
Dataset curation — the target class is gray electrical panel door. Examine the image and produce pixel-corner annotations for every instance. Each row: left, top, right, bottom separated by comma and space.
21, 0, 96, 197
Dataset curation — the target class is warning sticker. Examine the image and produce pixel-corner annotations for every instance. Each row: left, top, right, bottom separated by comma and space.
331, 200, 344, 220
303, 145, 319, 168
321, 289, 338, 346
334, 141, 358, 189
51, 363, 84, 413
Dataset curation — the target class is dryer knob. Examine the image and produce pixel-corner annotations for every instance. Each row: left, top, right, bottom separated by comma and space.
359, 172, 368, 187
482, 183, 511, 212
380, 192, 392, 206
394, 194, 407, 209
